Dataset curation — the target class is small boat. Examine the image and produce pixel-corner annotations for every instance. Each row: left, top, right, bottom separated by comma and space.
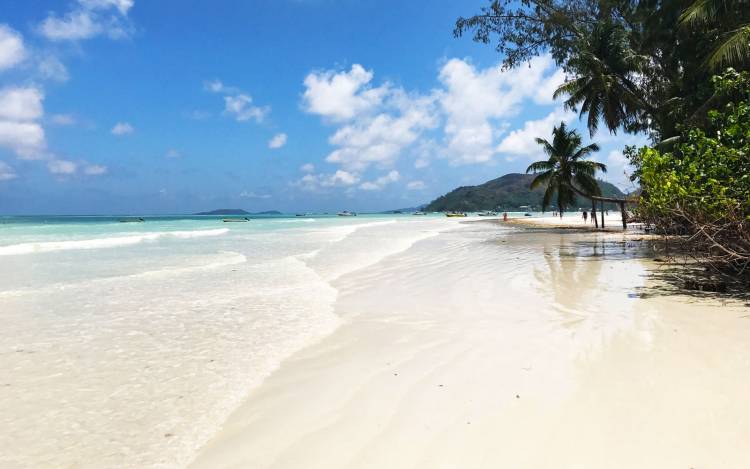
524, 213, 533, 217
119, 217, 145, 223
477, 211, 498, 217
337, 211, 357, 217
223, 217, 249, 222
412, 211, 426, 216
446, 212, 467, 218
295, 213, 306, 217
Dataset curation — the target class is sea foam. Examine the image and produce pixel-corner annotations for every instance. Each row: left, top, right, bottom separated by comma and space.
0, 228, 229, 256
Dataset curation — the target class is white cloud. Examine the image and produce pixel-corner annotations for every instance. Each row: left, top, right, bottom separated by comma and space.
302, 64, 388, 121
204, 79, 228, 93
0, 161, 17, 181
438, 55, 564, 164
78, 0, 134, 15
497, 108, 576, 159
0, 87, 44, 121
303, 65, 438, 175
48, 159, 77, 175
0, 25, 26, 71
111, 122, 134, 135
38, 0, 134, 41
84, 164, 107, 175
359, 170, 400, 191
0, 87, 47, 159
406, 180, 425, 190
224, 94, 268, 123
268, 133, 287, 149
0, 122, 46, 159
239, 190, 271, 199
165, 148, 180, 158
298, 57, 571, 193
38, 55, 69, 82
325, 96, 438, 172
300, 163, 315, 173
294, 169, 361, 191
50, 114, 76, 126
185, 110, 210, 120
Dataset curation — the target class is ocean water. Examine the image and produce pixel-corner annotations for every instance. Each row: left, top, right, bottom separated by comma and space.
0, 214, 454, 468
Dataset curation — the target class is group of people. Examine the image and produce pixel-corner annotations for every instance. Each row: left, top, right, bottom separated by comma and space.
582, 209, 608, 223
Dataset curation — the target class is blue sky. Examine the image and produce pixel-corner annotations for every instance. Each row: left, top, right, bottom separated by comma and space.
0, 0, 643, 214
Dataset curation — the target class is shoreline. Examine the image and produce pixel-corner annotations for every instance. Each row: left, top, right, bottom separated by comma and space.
189, 219, 750, 469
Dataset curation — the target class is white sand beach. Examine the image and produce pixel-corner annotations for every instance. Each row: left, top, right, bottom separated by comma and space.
190, 220, 750, 469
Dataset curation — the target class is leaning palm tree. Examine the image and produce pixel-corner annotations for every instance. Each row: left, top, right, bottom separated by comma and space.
526, 122, 606, 218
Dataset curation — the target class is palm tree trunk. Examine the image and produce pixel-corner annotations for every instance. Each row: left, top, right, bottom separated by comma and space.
591, 199, 598, 228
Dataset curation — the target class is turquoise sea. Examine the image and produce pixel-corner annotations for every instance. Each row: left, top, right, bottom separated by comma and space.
0, 212, 464, 467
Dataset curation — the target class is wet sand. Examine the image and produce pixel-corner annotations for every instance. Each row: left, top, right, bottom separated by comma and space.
191, 222, 750, 469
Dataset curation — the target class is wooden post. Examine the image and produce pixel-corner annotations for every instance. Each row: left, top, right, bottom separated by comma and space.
600, 201, 605, 228
620, 201, 627, 230
591, 198, 598, 228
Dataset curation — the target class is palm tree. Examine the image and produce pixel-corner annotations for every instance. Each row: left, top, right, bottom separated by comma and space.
680, 0, 750, 70
526, 122, 606, 218
553, 20, 651, 136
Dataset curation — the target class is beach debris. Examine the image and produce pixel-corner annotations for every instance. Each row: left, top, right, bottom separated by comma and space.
164, 433, 174, 438
684, 279, 727, 293
516, 394, 520, 399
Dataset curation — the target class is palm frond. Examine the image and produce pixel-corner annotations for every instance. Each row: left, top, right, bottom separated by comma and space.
708, 25, 750, 69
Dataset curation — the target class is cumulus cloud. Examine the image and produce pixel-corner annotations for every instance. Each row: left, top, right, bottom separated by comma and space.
0, 87, 47, 159
0, 161, 17, 181
406, 180, 425, 190
47, 159, 77, 175
224, 94, 268, 123
0, 87, 44, 122
302, 64, 388, 122
38, 0, 134, 41
300, 163, 315, 173
268, 133, 287, 149
0, 25, 26, 71
437, 55, 564, 165
359, 170, 400, 191
50, 114, 76, 126
497, 108, 576, 159
204, 79, 270, 124
301, 56, 567, 191
111, 122, 134, 135
294, 169, 360, 191
239, 190, 271, 199
304, 65, 438, 177
38, 55, 70, 82
83, 163, 107, 175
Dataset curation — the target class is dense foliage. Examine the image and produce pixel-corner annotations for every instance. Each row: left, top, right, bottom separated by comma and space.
636, 70, 750, 276
455, 0, 750, 142
457, 0, 750, 283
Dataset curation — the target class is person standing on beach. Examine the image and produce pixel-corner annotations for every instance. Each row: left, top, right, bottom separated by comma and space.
583, 211, 588, 223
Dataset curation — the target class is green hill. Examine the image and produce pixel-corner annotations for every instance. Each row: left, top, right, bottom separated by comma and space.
424, 173, 625, 212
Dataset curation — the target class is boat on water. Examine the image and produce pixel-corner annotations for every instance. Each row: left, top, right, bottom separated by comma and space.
222, 217, 249, 222
119, 217, 145, 223
412, 211, 426, 216
445, 212, 467, 218
524, 213, 533, 217
337, 211, 357, 216
477, 211, 498, 217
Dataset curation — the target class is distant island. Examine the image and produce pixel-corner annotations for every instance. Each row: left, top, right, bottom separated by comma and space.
425, 173, 625, 212
195, 209, 282, 215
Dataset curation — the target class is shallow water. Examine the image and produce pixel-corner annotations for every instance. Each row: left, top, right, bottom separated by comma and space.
0, 214, 454, 468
